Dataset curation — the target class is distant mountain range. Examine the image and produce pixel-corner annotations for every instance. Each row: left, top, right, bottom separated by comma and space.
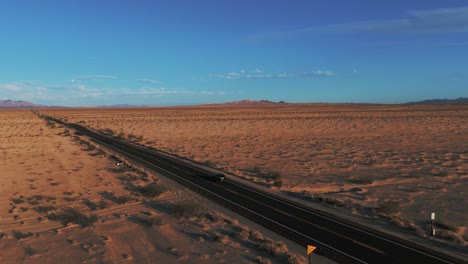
405, 97, 468, 105
225, 99, 288, 104
1, 98, 467, 108
0, 99, 44, 108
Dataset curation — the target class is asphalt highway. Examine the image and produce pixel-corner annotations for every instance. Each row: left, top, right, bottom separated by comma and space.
44, 114, 467, 264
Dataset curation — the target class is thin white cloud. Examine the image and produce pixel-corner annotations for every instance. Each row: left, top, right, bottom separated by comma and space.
1, 80, 225, 104
116, 88, 225, 96
0, 83, 24, 92
247, 6, 468, 41
71, 75, 118, 82
138, 79, 159, 84
211, 70, 334, 80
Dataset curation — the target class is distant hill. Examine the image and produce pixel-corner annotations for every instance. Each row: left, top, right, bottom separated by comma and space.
225, 99, 288, 105
0, 99, 44, 108
405, 97, 468, 105
96, 104, 146, 108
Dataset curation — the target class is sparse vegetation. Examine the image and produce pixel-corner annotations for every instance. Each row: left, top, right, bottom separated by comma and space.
24, 246, 37, 256
47, 207, 98, 227
258, 238, 288, 256
255, 256, 272, 264
376, 200, 401, 215
352, 175, 374, 184
83, 199, 109, 210
137, 182, 166, 197
100, 191, 134, 204
11, 197, 25, 204
12, 230, 34, 240
34, 205, 57, 214
434, 221, 460, 232
172, 200, 202, 217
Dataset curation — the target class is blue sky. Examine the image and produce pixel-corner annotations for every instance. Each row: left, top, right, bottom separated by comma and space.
0, 0, 467, 106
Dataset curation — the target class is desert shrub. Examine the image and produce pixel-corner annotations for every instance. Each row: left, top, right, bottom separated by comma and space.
354, 175, 374, 184
172, 201, 202, 217
47, 208, 98, 227
27, 194, 57, 203
34, 205, 57, 214
97, 200, 109, 209
212, 232, 223, 242
11, 197, 25, 204
24, 245, 37, 256
255, 256, 272, 264
236, 229, 250, 240
376, 200, 400, 215
270, 171, 282, 181
258, 238, 288, 256
100, 191, 134, 204
288, 254, 307, 264
204, 160, 216, 167
113, 195, 133, 204
311, 194, 346, 207
101, 128, 115, 135
138, 182, 166, 197
434, 221, 460, 232
273, 179, 283, 187
250, 230, 264, 241
436, 229, 465, 244
133, 215, 164, 227
12, 230, 34, 240
117, 131, 125, 139
89, 149, 106, 156
83, 199, 98, 210
269, 171, 284, 187
82, 143, 95, 151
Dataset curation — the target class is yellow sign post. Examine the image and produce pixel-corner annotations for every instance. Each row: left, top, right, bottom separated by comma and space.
307, 245, 316, 264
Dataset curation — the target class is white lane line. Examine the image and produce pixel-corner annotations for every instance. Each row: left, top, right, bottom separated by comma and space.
87, 133, 367, 264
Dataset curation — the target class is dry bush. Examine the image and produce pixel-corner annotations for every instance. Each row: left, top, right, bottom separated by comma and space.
100, 191, 134, 204
352, 175, 374, 184
376, 200, 400, 215
258, 238, 289, 256
250, 230, 264, 241
34, 205, 57, 214
131, 215, 164, 227
172, 200, 202, 217
436, 230, 465, 244
288, 254, 307, 264
12, 230, 34, 240
236, 229, 250, 240
83, 199, 109, 210
137, 182, 166, 197
47, 207, 98, 227
24, 246, 37, 256
255, 256, 272, 264
11, 197, 25, 204
434, 221, 460, 232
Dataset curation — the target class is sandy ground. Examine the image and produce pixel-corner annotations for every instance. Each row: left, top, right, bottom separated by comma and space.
41, 104, 468, 256
0, 109, 328, 264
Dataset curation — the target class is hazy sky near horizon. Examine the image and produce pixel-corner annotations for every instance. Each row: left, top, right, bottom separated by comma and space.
1, 0, 467, 106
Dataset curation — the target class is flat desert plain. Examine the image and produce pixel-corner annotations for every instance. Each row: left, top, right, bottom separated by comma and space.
0, 109, 315, 264
42, 104, 468, 253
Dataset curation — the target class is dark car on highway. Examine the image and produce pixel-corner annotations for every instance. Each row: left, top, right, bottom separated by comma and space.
203, 173, 225, 183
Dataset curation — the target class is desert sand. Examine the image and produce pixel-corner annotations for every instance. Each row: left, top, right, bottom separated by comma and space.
40, 104, 467, 255
0, 109, 320, 264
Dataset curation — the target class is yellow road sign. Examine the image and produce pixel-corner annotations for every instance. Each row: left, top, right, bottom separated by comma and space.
307, 245, 316, 255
